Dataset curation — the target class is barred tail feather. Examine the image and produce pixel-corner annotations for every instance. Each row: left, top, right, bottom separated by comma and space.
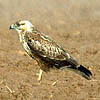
71, 65, 92, 80
60, 65, 92, 80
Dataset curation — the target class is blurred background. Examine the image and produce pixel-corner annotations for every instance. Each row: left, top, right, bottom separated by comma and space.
0, 0, 100, 100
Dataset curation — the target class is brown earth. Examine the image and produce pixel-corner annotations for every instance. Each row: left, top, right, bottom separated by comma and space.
0, 0, 100, 100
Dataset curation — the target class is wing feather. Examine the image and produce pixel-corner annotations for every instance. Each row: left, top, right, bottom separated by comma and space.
25, 32, 78, 66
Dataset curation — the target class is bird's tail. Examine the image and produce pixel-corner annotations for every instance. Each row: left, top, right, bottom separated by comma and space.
60, 65, 92, 80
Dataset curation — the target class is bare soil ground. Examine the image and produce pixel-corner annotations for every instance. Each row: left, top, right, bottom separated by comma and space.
0, 0, 100, 100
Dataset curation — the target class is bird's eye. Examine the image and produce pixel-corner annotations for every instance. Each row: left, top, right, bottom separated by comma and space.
17, 23, 20, 27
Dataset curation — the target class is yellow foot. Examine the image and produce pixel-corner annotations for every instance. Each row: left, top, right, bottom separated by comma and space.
37, 69, 43, 82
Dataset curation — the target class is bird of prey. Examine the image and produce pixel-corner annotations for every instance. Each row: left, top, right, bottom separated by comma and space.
10, 20, 92, 81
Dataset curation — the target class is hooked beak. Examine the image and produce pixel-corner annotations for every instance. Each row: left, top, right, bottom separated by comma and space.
9, 24, 15, 30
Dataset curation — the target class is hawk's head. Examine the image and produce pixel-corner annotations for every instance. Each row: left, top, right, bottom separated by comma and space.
10, 20, 34, 33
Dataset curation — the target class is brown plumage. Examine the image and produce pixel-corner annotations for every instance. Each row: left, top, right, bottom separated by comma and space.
10, 20, 92, 80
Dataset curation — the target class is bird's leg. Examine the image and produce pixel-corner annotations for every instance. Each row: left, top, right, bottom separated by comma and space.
37, 69, 43, 82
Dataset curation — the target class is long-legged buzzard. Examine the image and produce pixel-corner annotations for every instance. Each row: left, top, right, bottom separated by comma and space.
10, 20, 92, 81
